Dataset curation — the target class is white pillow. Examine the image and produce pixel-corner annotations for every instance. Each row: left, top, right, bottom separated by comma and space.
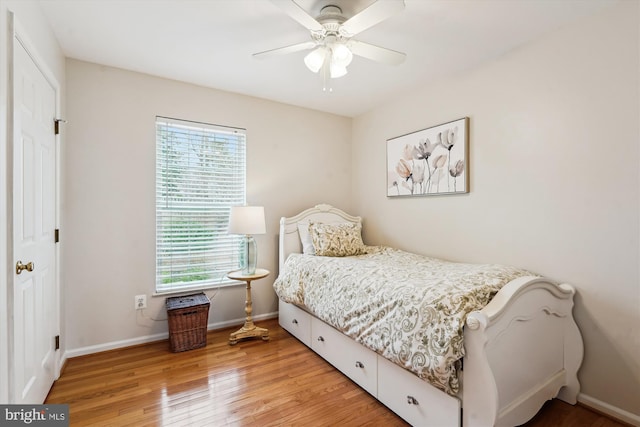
297, 222, 316, 255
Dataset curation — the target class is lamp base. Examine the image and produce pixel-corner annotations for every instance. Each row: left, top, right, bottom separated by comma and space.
242, 235, 257, 275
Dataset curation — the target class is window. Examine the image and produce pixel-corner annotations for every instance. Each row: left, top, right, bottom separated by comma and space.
155, 116, 246, 294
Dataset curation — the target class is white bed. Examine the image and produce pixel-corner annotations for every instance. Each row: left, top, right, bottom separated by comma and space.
274, 204, 583, 427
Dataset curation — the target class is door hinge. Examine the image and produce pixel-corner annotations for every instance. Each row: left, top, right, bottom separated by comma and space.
55, 229, 60, 243
54, 118, 67, 135
55, 335, 60, 351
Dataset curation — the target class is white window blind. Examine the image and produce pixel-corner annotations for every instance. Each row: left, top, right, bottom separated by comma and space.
155, 116, 246, 294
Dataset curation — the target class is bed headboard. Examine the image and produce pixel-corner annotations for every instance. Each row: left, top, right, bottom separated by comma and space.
278, 204, 362, 273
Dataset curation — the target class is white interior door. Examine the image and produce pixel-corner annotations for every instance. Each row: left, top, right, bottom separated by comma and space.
12, 35, 58, 404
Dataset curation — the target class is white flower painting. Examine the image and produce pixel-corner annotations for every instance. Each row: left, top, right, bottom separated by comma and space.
387, 117, 469, 197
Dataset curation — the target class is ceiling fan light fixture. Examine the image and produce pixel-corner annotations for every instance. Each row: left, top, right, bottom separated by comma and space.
259, 0, 408, 88
304, 47, 327, 73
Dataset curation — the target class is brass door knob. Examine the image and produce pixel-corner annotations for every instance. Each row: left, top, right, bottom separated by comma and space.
16, 261, 34, 275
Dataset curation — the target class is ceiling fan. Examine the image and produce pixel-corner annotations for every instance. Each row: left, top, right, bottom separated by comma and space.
254, 0, 406, 87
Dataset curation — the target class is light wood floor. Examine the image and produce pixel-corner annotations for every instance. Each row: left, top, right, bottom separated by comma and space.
46, 318, 627, 426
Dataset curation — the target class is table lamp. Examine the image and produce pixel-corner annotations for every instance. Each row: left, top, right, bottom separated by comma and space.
228, 206, 266, 275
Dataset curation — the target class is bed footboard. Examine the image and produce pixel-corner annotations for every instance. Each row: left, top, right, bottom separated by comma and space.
462, 276, 583, 427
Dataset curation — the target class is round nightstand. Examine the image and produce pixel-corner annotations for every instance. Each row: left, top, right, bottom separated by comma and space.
227, 268, 270, 345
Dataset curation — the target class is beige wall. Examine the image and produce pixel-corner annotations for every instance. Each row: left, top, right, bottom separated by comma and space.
63, 59, 352, 351
352, 1, 639, 418
27, 0, 638, 421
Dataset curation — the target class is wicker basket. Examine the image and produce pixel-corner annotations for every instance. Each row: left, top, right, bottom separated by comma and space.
166, 293, 210, 352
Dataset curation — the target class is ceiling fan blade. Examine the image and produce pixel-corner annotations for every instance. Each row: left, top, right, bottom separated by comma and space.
271, 0, 324, 32
253, 41, 317, 59
340, 0, 405, 37
348, 40, 406, 65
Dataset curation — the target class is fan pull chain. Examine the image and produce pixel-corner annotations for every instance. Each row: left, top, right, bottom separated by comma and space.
322, 50, 333, 93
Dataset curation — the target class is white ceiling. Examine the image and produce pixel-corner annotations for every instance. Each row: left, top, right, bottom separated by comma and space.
38, 0, 617, 117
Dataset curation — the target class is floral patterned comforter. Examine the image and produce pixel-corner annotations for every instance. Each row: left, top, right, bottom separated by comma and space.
273, 246, 535, 396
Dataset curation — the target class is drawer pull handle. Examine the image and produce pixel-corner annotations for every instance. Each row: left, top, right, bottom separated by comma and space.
407, 396, 419, 405
292, 319, 298, 324
317, 336, 325, 342
355, 361, 364, 368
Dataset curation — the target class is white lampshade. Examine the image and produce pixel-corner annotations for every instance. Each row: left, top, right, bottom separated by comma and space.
330, 63, 348, 78
331, 43, 353, 67
304, 47, 327, 73
228, 206, 266, 235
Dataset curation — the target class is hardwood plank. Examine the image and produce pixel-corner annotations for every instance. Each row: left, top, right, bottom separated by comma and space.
46, 318, 628, 426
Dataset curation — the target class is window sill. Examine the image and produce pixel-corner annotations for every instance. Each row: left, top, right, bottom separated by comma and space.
153, 279, 244, 298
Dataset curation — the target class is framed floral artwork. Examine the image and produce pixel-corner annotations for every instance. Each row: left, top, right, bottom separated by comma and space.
387, 117, 469, 197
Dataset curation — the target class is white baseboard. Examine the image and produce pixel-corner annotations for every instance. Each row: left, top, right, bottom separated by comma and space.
579, 393, 640, 426
63, 311, 279, 360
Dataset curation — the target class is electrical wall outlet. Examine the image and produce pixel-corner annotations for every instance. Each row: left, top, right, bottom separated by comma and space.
135, 294, 147, 310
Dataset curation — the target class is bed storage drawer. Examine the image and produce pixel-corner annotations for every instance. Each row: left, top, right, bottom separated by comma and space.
278, 300, 311, 346
311, 318, 378, 397
378, 356, 460, 427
